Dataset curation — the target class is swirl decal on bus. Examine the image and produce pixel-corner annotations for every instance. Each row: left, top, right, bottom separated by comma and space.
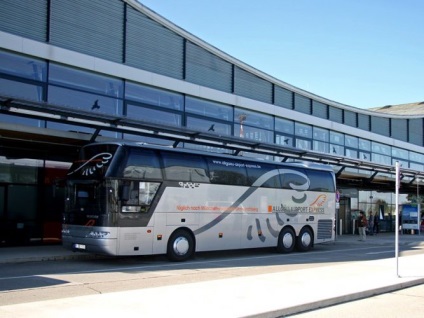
193, 168, 311, 236
67, 152, 113, 176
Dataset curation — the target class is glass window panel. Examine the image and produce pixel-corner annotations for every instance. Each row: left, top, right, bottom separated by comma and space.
276, 134, 293, 147
307, 170, 335, 192
0, 158, 41, 183
372, 153, 391, 165
183, 143, 232, 155
330, 131, 344, 145
345, 135, 358, 148
392, 147, 408, 160
410, 162, 424, 171
372, 142, 390, 155
331, 144, 344, 155
162, 152, 209, 182
0, 78, 43, 101
1, 114, 42, 127
280, 168, 308, 189
125, 82, 183, 110
345, 148, 358, 159
275, 118, 294, 134
49, 63, 123, 98
359, 138, 371, 151
127, 103, 182, 126
360, 152, 370, 161
46, 122, 119, 138
246, 163, 281, 188
48, 86, 123, 115
207, 157, 247, 185
185, 97, 232, 121
295, 123, 312, 138
234, 124, 273, 143
410, 152, 424, 162
186, 116, 231, 135
7, 185, 38, 220
313, 127, 329, 142
313, 140, 329, 153
296, 138, 311, 150
235, 108, 273, 130
122, 134, 172, 146
123, 149, 162, 180
0, 50, 46, 81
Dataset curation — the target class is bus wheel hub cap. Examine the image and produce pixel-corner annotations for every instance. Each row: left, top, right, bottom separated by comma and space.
283, 233, 293, 248
173, 237, 189, 255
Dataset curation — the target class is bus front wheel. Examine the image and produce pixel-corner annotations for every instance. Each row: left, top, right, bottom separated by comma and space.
167, 229, 195, 262
276, 227, 295, 253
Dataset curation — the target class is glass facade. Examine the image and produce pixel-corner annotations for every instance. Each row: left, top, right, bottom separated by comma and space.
1, 48, 423, 170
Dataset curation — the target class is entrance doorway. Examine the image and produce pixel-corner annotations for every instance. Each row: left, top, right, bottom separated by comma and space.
338, 197, 353, 234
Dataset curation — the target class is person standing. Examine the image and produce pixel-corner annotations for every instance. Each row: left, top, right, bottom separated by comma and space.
358, 211, 367, 241
368, 211, 374, 235
373, 212, 380, 235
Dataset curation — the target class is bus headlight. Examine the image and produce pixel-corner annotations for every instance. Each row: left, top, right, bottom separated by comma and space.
86, 231, 110, 239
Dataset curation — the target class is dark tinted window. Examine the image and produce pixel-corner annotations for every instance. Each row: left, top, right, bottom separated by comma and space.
162, 152, 209, 182
306, 170, 335, 192
207, 158, 247, 185
123, 148, 162, 180
280, 168, 309, 190
246, 163, 281, 188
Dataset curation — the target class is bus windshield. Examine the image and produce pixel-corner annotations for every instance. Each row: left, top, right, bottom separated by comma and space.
64, 180, 115, 226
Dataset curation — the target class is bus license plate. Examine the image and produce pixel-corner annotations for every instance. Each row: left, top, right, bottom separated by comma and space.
73, 244, 86, 250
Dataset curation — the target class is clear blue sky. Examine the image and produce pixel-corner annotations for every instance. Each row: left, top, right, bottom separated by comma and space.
139, 0, 423, 109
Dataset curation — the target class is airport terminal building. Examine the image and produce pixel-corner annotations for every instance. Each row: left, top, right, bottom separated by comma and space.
1, 0, 423, 245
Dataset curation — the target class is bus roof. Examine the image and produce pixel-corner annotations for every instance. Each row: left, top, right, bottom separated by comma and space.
82, 141, 335, 173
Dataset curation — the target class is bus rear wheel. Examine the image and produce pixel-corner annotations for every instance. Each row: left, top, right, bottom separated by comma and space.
167, 229, 195, 262
276, 227, 295, 253
296, 227, 313, 252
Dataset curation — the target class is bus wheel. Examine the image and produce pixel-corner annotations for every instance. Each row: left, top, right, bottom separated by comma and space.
296, 227, 313, 252
276, 227, 295, 253
167, 229, 194, 262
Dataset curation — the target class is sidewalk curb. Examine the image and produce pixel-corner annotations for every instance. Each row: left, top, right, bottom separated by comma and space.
251, 278, 424, 318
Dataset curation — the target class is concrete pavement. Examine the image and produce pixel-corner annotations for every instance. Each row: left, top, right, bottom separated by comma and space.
1, 232, 424, 317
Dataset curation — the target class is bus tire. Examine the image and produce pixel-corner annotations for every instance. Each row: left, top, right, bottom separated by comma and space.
167, 229, 195, 262
296, 227, 313, 252
276, 227, 295, 253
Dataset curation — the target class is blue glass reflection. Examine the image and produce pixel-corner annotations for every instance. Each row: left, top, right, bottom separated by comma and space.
48, 86, 123, 115
0, 78, 43, 101
49, 63, 123, 98
126, 82, 183, 110
0, 50, 46, 81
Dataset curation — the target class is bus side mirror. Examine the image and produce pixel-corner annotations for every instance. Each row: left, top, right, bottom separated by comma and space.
119, 184, 130, 201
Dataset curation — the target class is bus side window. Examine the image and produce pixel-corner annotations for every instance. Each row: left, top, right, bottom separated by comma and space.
139, 182, 160, 205
246, 163, 281, 188
307, 170, 335, 192
207, 158, 248, 186
123, 149, 162, 180
280, 168, 309, 190
162, 152, 210, 182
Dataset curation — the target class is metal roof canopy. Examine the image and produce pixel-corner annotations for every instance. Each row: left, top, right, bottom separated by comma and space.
1, 96, 424, 194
